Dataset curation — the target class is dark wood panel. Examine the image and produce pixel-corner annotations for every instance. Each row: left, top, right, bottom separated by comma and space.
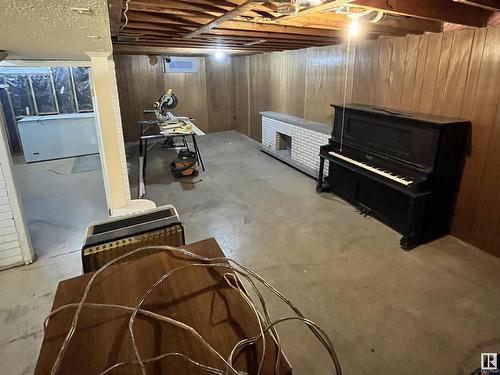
114, 55, 229, 141
232, 56, 250, 137
453, 26, 500, 244
249, 53, 271, 142
115, 55, 164, 142
205, 58, 235, 132
466, 26, 500, 252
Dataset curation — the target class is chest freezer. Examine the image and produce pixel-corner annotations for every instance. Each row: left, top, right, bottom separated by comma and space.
17, 113, 99, 162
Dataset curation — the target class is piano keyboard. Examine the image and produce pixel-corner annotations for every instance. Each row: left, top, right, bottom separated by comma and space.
329, 151, 414, 186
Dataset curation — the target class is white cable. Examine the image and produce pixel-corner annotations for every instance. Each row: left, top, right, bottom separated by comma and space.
120, 0, 130, 31
47, 244, 342, 375
340, 28, 352, 152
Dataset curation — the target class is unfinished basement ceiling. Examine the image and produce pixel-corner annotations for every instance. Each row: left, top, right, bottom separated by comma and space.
109, 0, 498, 55
1, 0, 112, 60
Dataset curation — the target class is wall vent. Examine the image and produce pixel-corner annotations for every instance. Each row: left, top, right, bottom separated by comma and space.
165, 57, 198, 73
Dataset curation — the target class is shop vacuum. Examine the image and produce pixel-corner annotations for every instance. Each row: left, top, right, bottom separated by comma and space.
170, 149, 198, 178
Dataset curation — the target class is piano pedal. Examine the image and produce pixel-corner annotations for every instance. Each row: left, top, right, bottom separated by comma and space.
357, 205, 372, 217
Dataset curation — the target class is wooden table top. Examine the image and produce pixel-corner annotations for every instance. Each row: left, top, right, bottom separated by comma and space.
34, 238, 292, 375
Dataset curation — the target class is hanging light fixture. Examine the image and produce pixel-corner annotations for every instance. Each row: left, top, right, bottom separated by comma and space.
212, 48, 227, 63
348, 19, 360, 36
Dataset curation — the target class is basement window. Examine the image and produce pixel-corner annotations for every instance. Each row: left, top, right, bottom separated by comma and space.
165, 57, 198, 73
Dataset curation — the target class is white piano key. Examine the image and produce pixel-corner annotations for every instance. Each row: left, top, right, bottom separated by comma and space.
329, 151, 414, 186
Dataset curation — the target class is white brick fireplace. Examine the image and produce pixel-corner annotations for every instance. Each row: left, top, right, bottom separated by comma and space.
261, 112, 330, 176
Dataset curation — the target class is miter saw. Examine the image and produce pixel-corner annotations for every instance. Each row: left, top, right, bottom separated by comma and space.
152, 89, 179, 122
138, 89, 206, 196
151, 89, 194, 135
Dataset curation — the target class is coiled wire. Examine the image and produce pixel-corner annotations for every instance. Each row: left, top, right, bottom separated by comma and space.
46, 244, 342, 375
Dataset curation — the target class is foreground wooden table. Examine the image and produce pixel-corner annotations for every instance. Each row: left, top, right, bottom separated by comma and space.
35, 238, 292, 374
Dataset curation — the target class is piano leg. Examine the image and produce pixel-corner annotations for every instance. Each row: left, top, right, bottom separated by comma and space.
400, 236, 421, 251
400, 194, 427, 250
316, 156, 332, 193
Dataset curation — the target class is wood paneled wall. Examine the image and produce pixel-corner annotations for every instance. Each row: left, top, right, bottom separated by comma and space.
232, 25, 500, 257
114, 55, 234, 142
205, 58, 235, 132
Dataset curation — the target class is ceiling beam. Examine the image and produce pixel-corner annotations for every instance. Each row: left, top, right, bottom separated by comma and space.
184, 1, 265, 39
108, 0, 125, 37
112, 44, 273, 55
113, 46, 253, 56
127, 3, 216, 19
179, 0, 238, 10
132, 34, 333, 47
131, 0, 228, 13
280, 12, 441, 35
126, 11, 199, 26
453, 0, 500, 11
124, 40, 311, 51
275, 0, 353, 22
114, 41, 281, 51
122, 27, 339, 44
129, 0, 270, 18
350, 0, 492, 27
217, 20, 345, 38
209, 28, 340, 42
123, 21, 190, 32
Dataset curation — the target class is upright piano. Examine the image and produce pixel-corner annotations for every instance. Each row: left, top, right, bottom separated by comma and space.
317, 104, 470, 250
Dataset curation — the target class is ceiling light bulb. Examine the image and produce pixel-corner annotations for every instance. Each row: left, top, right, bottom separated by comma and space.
349, 19, 359, 37
213, 49, 227, 62
309, 0, 323, 5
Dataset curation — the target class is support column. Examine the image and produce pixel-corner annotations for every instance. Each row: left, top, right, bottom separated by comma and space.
88, 52, 128, 212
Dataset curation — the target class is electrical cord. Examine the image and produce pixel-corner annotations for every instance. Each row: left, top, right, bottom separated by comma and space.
120, 0, 130, 31
47, 244, 342, 375
45, 303, 226, 375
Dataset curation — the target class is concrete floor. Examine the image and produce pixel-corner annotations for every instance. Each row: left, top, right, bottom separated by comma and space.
0, 155, 107, 375
1, 131, 500, 374
12, 154, 108, 257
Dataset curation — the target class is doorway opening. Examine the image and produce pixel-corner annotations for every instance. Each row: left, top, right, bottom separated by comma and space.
0, 64, 108, 260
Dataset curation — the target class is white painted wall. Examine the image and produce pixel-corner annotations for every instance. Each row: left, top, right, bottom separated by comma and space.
0, 104, 33, 269
108, 59, 131, 202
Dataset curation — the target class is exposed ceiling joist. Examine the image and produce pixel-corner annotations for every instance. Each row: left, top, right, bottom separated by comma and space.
124, 21, 189, 32
275, 0, 353, 22
351, 0, 492, 27
108, 0, 125, 37
125, 11, 200, 27
279, 13, 441, 34
126, 4, 215, 19
209, 28, 340, 42
184, 1, 265, 39
115, 40, 286, 51
109, 0, 472, 55
131, 0, 228, 14
113, 44, 270, 55
129, 34, 335, 48
217, 20, 345, 38
453, 0, 500, 11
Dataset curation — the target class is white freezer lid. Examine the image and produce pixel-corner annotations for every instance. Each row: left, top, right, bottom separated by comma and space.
17, 112, 95, 123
